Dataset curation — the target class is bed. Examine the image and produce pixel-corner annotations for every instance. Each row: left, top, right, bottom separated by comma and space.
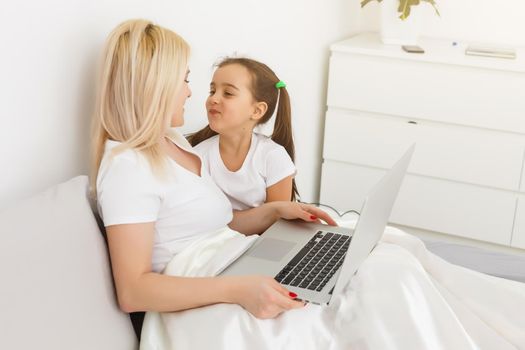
2, 176, 524, 350
140, 211, 525, 349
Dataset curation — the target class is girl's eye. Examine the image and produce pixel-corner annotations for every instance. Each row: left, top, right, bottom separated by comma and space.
209, 90, 215, 95
224, 91, 233, 96
184, 79, 190, 83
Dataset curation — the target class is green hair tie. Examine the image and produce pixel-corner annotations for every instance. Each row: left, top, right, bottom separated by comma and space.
275, 80, 286, 89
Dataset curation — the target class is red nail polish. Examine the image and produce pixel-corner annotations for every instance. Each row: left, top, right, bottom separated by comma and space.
289, 292, 297, 298
310, 215, 317, 220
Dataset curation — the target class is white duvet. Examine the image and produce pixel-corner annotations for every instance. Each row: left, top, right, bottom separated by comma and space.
140, 221, 525, 350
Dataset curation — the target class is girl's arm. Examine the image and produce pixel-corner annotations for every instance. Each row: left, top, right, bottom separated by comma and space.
229, 201, 338, 235
266, 175, 293, 202
106, 222, 304, 318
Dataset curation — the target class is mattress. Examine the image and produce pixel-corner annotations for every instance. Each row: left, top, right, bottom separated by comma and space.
423, 239, 525, 283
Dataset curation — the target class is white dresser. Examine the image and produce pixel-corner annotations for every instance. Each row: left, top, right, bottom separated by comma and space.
319, 33, 525, 249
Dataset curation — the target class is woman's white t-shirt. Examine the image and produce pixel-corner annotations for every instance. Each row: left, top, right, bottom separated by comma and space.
96, 130, 233, 273
194, 133, 296, 210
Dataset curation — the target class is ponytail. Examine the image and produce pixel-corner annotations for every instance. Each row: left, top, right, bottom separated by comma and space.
187, 125, 217, 147
190, 57, 299, 201
269, 87, 299, 201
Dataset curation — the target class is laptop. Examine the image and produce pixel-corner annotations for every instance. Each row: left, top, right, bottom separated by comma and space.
220, 144, 415, 305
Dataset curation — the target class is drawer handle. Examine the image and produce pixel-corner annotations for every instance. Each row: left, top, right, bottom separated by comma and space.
408, 121, 418, 125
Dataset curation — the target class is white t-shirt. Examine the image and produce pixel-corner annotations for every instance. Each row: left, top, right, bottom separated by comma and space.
96, 129, 233, 273
194, 133, 296, 210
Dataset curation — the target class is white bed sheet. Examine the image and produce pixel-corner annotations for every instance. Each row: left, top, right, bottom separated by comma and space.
140, 221, 525, 350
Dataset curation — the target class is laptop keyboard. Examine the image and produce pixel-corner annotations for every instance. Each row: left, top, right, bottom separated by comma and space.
274, 231, 351, 292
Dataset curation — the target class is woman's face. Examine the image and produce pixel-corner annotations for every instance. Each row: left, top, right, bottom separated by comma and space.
205, 64, 259, 135
170, 69, 192, 127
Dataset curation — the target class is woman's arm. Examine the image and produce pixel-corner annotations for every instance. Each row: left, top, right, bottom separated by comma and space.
266, 175, 293, 202
229, 201, 338, 235
107, 222, 231, 312
106, 222, 304, 318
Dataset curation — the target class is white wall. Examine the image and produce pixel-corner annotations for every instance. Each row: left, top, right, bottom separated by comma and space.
360, 0, 525, 46
0, 0, 360, 209
2, 0, 524, 209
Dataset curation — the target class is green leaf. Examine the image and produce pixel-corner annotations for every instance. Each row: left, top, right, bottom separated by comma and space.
361, 0, 439, 19
421, 0, 441, 16
361, 0, 381, 8
398, 0, 412, 20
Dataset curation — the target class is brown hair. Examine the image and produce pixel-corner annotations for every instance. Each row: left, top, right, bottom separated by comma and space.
188, 57, 298, 200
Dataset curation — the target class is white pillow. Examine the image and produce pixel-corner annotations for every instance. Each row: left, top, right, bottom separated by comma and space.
0, 176, 137, 349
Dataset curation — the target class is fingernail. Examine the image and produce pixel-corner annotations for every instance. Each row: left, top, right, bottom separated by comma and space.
289, 292, 297, 298
310, 215, 317, 220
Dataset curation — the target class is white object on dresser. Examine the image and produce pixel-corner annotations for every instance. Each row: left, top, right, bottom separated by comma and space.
319, 33, 525, 250
380, 0, 420, 45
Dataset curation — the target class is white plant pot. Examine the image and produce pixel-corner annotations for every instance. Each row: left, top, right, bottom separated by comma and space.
380, 0, 420, 45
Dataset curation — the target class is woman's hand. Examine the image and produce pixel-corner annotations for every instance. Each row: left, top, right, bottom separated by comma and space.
274, 202, 338, 226
229, 275, 305, 319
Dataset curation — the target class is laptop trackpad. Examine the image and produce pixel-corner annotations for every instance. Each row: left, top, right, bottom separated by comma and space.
247, 238, 296, 262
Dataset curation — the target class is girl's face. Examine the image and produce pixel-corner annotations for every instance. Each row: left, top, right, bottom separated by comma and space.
206, 64, 264, 135
171, 69, 192, 127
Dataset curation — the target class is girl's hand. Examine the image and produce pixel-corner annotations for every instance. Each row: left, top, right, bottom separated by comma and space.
229, 200, 337, 236
274, 202, 338, 226
230, 275, 305, 319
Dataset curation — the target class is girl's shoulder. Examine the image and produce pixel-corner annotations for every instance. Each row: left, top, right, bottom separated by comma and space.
252, 133, 294, 177
252, 133, 296, 181
253, 133, 287, 157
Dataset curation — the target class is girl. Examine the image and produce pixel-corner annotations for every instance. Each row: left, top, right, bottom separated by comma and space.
92, 19, 335, 321
189, 58, 298, 210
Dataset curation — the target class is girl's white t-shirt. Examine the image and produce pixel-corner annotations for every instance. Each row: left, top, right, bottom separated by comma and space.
96, 129, 233, 273
194, 133, 296, 210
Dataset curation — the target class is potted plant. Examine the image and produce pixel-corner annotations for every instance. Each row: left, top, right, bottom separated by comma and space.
361, 0, 439, 20
361, 0, 440, 45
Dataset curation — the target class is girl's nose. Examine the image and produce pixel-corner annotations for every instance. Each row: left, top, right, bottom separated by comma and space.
208, 93, 218, 104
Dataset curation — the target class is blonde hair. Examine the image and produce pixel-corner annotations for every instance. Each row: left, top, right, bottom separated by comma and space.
90, 19, 190, 197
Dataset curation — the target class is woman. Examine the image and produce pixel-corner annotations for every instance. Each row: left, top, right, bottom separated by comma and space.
90, 19, 336, 320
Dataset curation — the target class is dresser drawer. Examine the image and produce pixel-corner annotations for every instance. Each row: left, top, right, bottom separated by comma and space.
320, 161, 516, 245
512, 196, 525, 249
323, 110, 525, 191
326, 52, 525, 134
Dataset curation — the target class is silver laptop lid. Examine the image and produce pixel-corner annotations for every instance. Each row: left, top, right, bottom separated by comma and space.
331, 144, 415, 297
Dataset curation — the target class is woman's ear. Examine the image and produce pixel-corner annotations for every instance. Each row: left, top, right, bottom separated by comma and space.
251, 101, 268, 121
